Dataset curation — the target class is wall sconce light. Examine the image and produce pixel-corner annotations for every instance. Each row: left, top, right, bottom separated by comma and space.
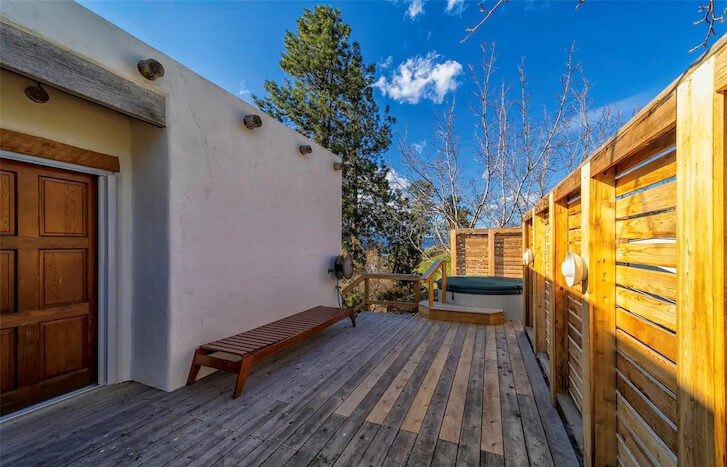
299, 144, 312, 156
561, 251, 587, 287
522, 248, 534, 266
25, 82, 49, 103
243, 114, 262, 130
333, 162, 343, 171
137, 58, 165, 81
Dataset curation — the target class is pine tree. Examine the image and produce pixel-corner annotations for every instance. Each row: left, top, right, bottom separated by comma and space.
254, 6, 395, 264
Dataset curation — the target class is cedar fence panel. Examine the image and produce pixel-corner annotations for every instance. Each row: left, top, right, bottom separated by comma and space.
522, 36, 726, 467
449, 228, 522, 278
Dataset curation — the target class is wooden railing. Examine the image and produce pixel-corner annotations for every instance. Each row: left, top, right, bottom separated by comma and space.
420, 259, 447, 307
340, 259, 448, 311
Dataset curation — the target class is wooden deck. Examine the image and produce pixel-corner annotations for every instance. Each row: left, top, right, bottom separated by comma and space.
0, 312, 580, 466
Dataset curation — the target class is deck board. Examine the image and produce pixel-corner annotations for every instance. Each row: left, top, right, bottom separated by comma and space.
0, 312, 579, 466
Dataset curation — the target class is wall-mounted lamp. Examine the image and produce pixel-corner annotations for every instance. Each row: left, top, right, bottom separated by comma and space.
137, 58, 165, 81
299, 144, 312, 156
333, 162, 343, 171
561, 251, 587, 287
243, 114, 262, 130
25, 82, 49, 103
522, 248, 534, 267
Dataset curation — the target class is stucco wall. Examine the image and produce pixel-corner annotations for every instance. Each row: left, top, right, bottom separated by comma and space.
1, 1, 342, 391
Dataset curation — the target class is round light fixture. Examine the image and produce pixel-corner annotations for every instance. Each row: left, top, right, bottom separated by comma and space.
522, 248, 534, 266
561, 251, 587, 287
137, 58, 165, 81
299, 144, 312, 156
25, 83, 49, 103
243, 114, 262, 130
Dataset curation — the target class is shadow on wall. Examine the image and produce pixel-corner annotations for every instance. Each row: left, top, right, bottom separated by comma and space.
131, 122, 171, 390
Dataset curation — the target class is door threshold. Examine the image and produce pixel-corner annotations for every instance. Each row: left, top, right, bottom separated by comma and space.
0, 384, 99, 423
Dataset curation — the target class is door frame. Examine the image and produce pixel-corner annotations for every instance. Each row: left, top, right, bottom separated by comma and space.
1, 149, 118, 388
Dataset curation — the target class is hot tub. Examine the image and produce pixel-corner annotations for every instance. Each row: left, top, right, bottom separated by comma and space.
436, 276, 524, 322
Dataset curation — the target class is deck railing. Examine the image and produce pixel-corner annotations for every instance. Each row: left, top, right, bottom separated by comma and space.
341, 258, 448, 311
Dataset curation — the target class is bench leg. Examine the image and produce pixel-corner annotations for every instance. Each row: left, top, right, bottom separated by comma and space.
349, 312, 356, 327
187, 348, 206, 385
233, 357, 254, 399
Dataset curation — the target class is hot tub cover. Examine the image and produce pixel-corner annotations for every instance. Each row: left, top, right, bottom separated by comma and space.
436, 275, 523, 295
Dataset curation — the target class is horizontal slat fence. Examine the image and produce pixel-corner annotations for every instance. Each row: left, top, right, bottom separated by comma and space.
522, 37, 726, 467
449, 228, 522, 277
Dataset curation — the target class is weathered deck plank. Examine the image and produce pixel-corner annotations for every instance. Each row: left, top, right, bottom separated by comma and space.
0, 314, 578, 467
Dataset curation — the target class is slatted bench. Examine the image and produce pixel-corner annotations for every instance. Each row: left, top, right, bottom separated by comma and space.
186, 306, 356, 398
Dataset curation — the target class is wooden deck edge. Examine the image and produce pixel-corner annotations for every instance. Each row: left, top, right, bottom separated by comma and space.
418, 302, 504, 325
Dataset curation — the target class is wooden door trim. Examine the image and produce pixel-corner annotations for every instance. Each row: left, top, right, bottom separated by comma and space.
0, 129, 120, 172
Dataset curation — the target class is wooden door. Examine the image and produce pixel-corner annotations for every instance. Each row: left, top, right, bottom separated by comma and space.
0, 159, 97, 415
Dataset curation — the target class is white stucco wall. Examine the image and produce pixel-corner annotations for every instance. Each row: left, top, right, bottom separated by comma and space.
1, 1, 342, 391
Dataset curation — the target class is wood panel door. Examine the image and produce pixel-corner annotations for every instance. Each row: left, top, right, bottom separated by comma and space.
0, 159, 97, 415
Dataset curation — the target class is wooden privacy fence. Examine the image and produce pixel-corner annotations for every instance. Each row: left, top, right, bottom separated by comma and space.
522, 37, 726, 467
449, 228, 522, 277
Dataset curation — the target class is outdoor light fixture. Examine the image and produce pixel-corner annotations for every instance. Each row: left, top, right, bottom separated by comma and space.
25, 82, 49, 103
137, 58, 165, 81
299, 144, 312, 156
243, 114, 262, 130
522, 248, 534, 266
333, 162, 343, 171
561, 251, 587, 287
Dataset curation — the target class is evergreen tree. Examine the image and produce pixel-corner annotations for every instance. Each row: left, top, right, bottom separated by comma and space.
254, 6, 395, 264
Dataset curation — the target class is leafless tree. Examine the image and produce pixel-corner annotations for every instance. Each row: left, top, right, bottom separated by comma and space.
561, 69, 623, 173
399, 42, 621, 251
462, 0, 725, 53
399, 96, 493, 249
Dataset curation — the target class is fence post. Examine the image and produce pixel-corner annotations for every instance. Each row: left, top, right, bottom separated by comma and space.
533, 208, 547, 353
584, 162, 617, 467
579, 161, 594, 464
450, 229, 458, 276
676, 54, 726, 467
488, 229, 496, 275
549, 193, 569, 406
364, 277, 370, 308
440, 262, 447, 304
523, 220, 531, 328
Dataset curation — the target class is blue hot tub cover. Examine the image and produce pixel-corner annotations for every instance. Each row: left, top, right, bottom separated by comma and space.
436, 275, 523, 295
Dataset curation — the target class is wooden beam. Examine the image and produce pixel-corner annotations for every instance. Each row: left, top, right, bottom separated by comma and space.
488, 231, 496, 276
676, 55, 725, 467
579, 161, 593, 464
0, 21, 166, 127
0, 129, 120, 172
584, 165, 617, 467
534, 196, 549, 214
450, 229, 458, 276
533, 209, 547, 353
549, 193, 568, 406
523, 220, 531, 327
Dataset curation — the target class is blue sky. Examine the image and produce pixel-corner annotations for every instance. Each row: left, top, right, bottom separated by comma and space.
79, 0, 711, 184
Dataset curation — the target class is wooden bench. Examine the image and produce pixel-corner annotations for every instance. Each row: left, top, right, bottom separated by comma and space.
186, 306, 356, 398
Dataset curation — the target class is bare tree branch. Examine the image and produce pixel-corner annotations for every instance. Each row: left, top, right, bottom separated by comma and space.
461, 0, 508, 43
462, 0, 725, 53
690, 0, 727, 52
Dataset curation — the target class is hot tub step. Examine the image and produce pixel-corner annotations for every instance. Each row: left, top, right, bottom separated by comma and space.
418, 300, 505, 325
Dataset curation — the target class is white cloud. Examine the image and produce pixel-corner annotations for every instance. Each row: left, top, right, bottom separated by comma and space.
386, 169, 410, 191
412, 140, 427, 154
237, 80, 251, 99
374, 52, 463, 104
379, 55, 393, 70
446, 0, 466, 14
407, 0, 424, 18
